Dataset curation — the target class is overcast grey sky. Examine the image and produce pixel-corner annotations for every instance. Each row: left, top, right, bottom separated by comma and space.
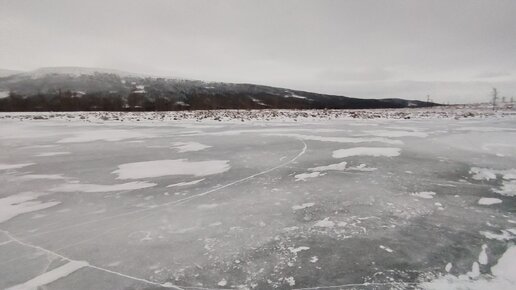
1, 0, 515, 103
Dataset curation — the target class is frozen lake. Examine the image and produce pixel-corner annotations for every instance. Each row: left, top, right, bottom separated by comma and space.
1, 113, 515, 289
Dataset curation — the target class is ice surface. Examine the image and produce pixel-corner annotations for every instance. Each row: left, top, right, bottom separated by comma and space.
58, 129, 152, 143
1, 111, 515, 290
363, 130, 429, 138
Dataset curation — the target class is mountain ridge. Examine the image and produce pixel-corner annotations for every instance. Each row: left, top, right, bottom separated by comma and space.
0, 67, 439, 111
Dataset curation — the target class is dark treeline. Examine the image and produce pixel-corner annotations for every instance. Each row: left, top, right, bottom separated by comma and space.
0, 90, 438, 111
0, 90, 316, 111
0, 91, 196, 111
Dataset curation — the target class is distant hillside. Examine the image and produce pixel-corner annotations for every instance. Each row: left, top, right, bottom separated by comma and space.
0, 69, 23, 78
0, 67, 439, 111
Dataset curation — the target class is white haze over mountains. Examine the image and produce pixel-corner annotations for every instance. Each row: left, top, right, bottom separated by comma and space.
1, 0, 515, 103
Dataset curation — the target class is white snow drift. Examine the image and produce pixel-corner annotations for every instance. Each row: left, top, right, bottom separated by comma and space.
170, 141, 211, 153
0, 192, 60, 223
7, 260, 88, 290
333, 147, 401, 158
0, 163, 34, 170
478, 197, 503, 205
51, 181, 156, 193
113, 159, 230, 179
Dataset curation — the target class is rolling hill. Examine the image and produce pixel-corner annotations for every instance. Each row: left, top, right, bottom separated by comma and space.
0, 67, 438, 111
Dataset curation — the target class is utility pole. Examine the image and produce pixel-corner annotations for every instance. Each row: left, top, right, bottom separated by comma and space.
426, 95, 430, 105
492, 88, 498, 110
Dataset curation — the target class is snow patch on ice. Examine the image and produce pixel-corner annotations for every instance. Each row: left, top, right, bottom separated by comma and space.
35, 152, 70, 157
292, 203, 315, 210
479, 244, 488, 265
6, 260, 88, 290
16, 174, 67, 180
470, 167, 498, 180
313, 217, 335, 228
217, 278, 227, 287
167, 178, 205, 188
478, 197, 502, 205
469, 167, 516, 181
288, 246, 310, 254
494, 180, 516, 197
479, 230, 515, 241
412, 191, 436, 199
0, 163, 35, 170
0, 192, 60, 223
308, 162, 347, 171
421, 245, 516, 290
284, 276, 296, 286
308, 162, 377, 172
170, 142, 211, 153
51, 181, 156, 193
332, 147, 401, 158
113, 159, 230, 179
348, 164, 378, 171
295, 172, 324, 181
445, 263, 452, 272
469, 167, 516, 196
379, 245, 394, 253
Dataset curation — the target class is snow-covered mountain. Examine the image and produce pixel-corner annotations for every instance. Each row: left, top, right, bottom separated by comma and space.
17, 67, 147, 78
0, 69, 23, 78
0, 67, 438, 111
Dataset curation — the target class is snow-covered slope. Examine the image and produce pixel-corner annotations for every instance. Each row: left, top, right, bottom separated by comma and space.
18, 67, 146, 78
0, 69, 23, 78
0, 66, 440, 111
